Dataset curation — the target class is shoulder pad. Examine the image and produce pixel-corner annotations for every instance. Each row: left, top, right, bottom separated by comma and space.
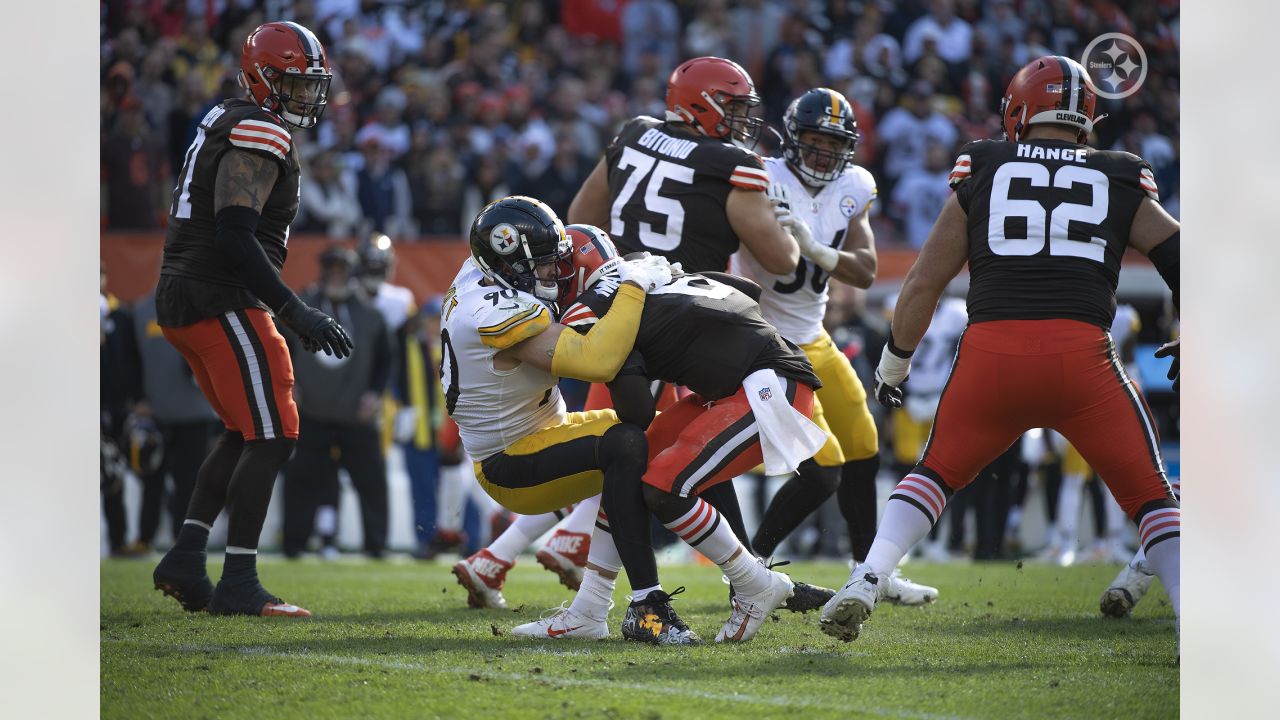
228, 110, 292, 163
475, 293, 552, 350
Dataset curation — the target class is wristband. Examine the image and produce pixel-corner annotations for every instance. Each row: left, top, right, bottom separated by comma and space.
886, 330, 915, 359
807, 242, 839, 273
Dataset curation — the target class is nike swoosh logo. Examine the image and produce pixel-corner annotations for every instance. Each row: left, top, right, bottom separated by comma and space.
547, 626, 583, 637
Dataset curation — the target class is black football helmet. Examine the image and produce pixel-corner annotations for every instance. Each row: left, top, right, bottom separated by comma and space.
358, 235, 395, 294
469, 196, 572, 303
782, 88, 861, 187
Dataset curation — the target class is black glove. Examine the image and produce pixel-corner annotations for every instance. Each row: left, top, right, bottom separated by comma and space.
1154, 339, 1179, 393
874, 368, 907, 408
276, 295, 354, 358
873, 337, 913, 409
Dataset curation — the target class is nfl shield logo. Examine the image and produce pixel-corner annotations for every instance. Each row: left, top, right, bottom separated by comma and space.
758, 387, 773, 401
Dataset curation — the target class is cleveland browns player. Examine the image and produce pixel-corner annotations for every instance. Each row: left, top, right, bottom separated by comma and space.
439, 198, 701, 645
820, 57, 1181, 653
515, 225, 828, 644
736, 86, 935, 606
565, 56, 799, 579
151, 22, 352, 617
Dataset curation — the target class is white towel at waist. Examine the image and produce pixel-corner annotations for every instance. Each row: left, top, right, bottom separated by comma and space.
741, 368, 828, 476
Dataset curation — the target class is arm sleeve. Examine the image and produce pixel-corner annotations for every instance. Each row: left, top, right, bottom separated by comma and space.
1147, 231, 1179, 311
551, 282, 646, 383
608, 363, 657, 430
368, 316, 393, 394
214, 205, 297, 312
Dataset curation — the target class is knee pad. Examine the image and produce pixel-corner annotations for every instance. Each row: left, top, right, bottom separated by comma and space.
214, 430, 246, 453
600, 423, 648, 468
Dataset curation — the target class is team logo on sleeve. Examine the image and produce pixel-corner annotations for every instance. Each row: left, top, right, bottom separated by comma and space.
839, 196, 857, 218
758, 387, 773, 401
489, 224, 521, 255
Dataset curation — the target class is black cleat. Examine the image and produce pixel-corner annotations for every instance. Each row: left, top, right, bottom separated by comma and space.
208, 581, 311, 618
782, 581, 836, 613
621, 587, 701, 645
152, 551, 214, 613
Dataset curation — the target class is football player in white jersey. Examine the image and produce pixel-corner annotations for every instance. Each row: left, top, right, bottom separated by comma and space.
439, 196, 698, 644
735, 87, 936, 605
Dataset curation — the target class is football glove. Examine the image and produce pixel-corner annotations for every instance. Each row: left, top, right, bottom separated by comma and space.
617, 255, 674, 292
1154, 339, 1179, 392
276, 296, 354, 358
874, 340, 913, 409
777, 210, 839, 273
766, 179, 791, 215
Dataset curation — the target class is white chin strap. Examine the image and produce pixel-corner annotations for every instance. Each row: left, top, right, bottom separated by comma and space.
533, 281, 559, 302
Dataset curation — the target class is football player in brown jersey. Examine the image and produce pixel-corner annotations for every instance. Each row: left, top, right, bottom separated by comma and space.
820, 57, 1180, 654
151, 22, 352, 618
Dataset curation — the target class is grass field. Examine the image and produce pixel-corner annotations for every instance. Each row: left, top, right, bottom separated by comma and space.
101, 557, 1178, 719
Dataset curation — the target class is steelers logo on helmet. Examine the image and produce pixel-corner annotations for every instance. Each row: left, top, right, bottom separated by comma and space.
489, 223, 521, 255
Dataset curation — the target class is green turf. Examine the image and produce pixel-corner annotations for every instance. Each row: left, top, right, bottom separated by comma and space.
101, 557, 1177, 719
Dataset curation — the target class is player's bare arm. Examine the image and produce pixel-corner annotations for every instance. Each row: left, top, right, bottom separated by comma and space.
890, 193, 969, 352
728, 187, 800, 274
567, 158, 611, 227
213, 149, 279, 213
828, 206, 878, 288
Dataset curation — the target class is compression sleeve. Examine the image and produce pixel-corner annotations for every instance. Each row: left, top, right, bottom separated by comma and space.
1147, 231, 1179, 311
551, 282, 646, 383
214, 205, 296, 312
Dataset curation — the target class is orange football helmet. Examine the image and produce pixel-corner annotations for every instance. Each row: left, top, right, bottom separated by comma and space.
1001, 55, 1100, 143
239, 21, 332, 129
560, 224, 622, 307
666, 57, 762, 148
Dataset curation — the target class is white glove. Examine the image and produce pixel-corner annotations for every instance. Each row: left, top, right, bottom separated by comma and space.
873, 342, 913, 408
777, 211, 839, 272
393, 407, 419, 443
766, 180, 791, 215
617, 255, 674, 292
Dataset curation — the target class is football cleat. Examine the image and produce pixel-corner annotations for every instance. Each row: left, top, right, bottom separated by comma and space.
716, 566, 794, 642
621, 587, 701, 645
512, 602, 609, 640
1099, 560, 1155, 619
152, 550, 214, 613
452, 549, 512, 609
820, 563, 882, 642
782, 581, 836, 613
208, 581, 311, 617
535, 529, 590, 591
881, 569, 938, 606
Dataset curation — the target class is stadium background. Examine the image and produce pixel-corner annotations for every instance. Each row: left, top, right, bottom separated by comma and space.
99, 0, 1179, 553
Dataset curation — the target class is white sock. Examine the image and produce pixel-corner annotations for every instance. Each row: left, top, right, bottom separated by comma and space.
436, 463, 466, 531
866, 474, 949, 576
488, 511, 559, 563
1139, 508, 1181, 618
1057, 472, 1085, 549
663, 498, 767, 596
586, 521, 621, 574
559, 494, 601, 536
630, 585, 663, 602
568, 569, 614, 621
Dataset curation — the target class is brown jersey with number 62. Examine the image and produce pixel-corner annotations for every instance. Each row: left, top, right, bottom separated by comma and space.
950, 138, 1159, 329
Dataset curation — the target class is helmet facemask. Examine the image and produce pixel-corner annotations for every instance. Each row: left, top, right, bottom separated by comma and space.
257, 66, 332, 129
785, 129, 857, 187
485, 243, 574, 304
716, 93, 764, 150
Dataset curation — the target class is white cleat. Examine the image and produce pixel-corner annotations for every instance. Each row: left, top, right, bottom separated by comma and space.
1099, 560, 1155, 618
715, 566, 794, 642
881, 569, 938, 606
820, 563, 883, 642
512, 603, 609, 640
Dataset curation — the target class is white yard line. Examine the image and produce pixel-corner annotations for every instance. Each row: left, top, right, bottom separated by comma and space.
103, 638, 974, 720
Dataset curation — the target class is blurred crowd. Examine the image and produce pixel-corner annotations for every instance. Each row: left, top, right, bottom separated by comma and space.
101, 0, 1180, 246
